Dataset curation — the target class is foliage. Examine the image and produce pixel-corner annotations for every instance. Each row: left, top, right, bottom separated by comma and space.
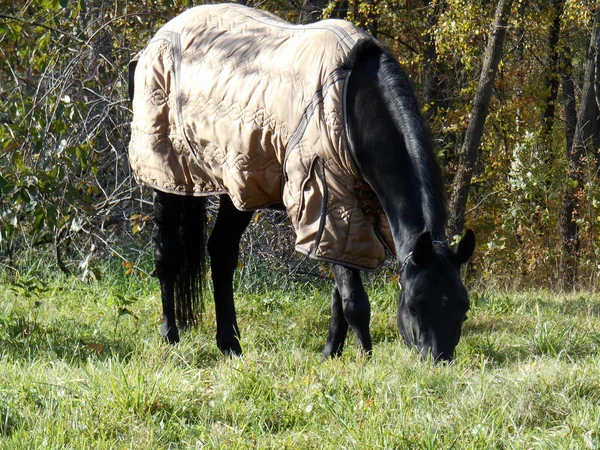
2, 273, 600, 447
0, 0, 191, 274
1, 0, 600, 289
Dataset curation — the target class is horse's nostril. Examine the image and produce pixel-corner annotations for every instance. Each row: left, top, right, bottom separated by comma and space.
435, 348, 455, 362
437, 353, 454, 363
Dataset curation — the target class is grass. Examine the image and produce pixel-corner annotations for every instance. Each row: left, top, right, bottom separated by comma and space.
1, 269, 600, 449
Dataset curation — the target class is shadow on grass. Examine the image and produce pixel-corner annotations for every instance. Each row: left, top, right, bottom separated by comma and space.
0, 311, 140, 363
463, 315, 534, 335
0, 309, 223, 370
472, 292, 600, 319
461, 336, 530, 366
548, 296, 600, 318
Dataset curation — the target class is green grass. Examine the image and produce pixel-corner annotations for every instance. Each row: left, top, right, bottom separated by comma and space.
1, 271, 600, 449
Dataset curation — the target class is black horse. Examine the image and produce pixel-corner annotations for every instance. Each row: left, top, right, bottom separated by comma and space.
135, 15, 475, 362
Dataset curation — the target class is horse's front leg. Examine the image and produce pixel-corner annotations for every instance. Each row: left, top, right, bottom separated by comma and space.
323, 264, 372, 357
207, 195, 253, 356
323, 286, 349, 358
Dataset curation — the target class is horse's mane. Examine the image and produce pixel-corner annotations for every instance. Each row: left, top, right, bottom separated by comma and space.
344, 41, 448, 238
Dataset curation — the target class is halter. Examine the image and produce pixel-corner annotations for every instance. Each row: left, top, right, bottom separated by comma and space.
399, 251, 414, 276
398, 240, 447, 282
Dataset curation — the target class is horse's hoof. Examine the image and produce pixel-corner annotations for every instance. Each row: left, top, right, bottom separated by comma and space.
322, 346, 343, 359
161, 324, 180, 344
221, 347, 242, 357
361, 348, 373, 360
217, 337, 242, 357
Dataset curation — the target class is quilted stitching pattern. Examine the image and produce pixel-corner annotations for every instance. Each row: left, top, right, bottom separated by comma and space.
129, 4, 394, 270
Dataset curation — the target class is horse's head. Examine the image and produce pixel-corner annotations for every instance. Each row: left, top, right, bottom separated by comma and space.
397, 229, 475, 362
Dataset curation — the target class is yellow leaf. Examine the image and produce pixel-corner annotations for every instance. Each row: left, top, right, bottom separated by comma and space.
87, 342, 104, 355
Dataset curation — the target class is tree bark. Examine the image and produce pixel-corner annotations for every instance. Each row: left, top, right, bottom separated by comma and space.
368, 0, 378, 38
299, 0, 328, 23
559, 45, 579, 290
573, 8, 600, 159
329, 0, 349, 19
540, 0, 565, 141
513, 0, 527, 276
448, 0, 513, 236
559, 7, 600, 289
596, 24, 600, 113
422, 0, 446, 120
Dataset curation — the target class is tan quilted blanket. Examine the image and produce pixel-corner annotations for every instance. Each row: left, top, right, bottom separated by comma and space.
129, 4, 394, 270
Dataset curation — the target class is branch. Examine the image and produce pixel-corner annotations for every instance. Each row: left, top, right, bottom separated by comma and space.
377, 30, 420, 54
0, 13, 87, 45
89, 231, 151, 278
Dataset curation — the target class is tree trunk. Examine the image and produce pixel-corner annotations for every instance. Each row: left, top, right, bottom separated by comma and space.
422, 0, 446, 120
559, 45, 579, 290
596, 24, 600, 112
299, 0, 327, 23
329, 0, 349, 19
559, 8, 600, 290
540, 0, 565, 141
368, 0, 378, 38
448, 0, 513, 236
534, 0, 564, 265
574, 8, 600, 159
513, 0, 527, 276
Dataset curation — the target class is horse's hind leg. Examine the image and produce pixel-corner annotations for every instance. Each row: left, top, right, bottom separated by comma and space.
207, 195, 253, 356
323, 264, 372, 357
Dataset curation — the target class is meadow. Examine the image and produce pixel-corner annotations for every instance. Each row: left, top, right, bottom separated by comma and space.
1, 269, 600, 449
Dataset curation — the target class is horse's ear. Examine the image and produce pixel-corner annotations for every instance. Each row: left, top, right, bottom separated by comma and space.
412, 231, 433, 267
454, 229, 475, 264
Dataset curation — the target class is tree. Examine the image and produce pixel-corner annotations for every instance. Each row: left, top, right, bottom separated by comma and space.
559, 7, 600, 290
422, 0, 446, 120
1, 0, 599, 289
0, 1, 177, 274
448, 0, 513, 237
540, 0, 565, 142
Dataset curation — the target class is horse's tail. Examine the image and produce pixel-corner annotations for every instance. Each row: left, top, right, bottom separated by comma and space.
175, 195, 207, 327
154, 190, 207, 329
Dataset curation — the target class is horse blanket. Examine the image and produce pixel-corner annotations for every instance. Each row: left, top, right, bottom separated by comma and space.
128, 3, 395, 270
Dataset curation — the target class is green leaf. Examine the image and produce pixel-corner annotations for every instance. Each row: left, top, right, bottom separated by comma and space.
56, 103, 65, 120
47, 205, 58, 229
33, 212, 45, 232
118, 308, 137, 319
38, 32, 51, 51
